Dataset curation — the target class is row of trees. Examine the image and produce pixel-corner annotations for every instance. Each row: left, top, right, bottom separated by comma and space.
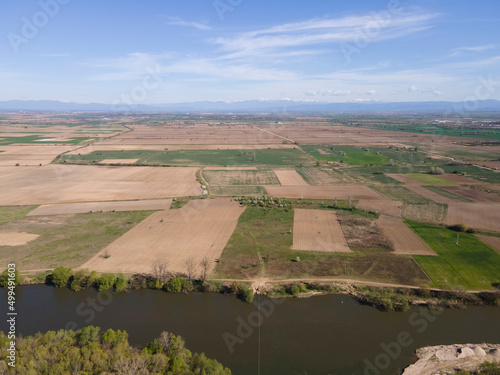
51, 267, 128, 292
0, 327, 231, 374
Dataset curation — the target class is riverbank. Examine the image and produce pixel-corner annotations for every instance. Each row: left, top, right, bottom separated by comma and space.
402, 344, 500, 375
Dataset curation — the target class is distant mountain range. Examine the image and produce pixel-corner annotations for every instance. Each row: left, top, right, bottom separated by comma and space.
1, 99, 500, 114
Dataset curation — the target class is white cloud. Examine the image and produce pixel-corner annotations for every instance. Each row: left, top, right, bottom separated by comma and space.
162, 16, 211, 31
408, 85, 444, 95
304, 89, 351, 97
452, 44, 496, 53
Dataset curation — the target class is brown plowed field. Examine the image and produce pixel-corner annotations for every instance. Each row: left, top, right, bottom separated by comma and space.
203, 170, 279, 185
440, 186, 500, 203
438, 173, 481, 184
476, 235, 500, 253
480, 161, 500, 170
292, 209, 351, 252
274, 170, 308, 185
99, 159, 139, 164
27, 199, 172, 216
406, 185, 456, 204
80, 198, 245, 276
203, 166, 258, 170
0, 232, 40, 246
377, 215, 436, 255
265, 185, 385, 200
0, 165, 201, 205
357, 200, 402, 217
0, 145, 77, 166
68, 144, 297, 155
446, 203, 500, 232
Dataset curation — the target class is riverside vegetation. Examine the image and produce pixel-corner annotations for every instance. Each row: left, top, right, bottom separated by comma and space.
0, 327, 231, 374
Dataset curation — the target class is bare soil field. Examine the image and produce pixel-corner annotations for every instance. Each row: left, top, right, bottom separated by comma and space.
0, 166, 37, 177
438, 173, 481, 184
0, 145, 77, 166
480, 161, 500, 169
291, 209, 351, 252
0, 165, 201, 205
0, 232, 40, 246
99, 159, 139, 164
446, 203, 500, 232
386, 173, 422, 185
405, 185, 457, 204
265, 185, 385, 200
440, 186, 500, 203
377, 215, 436, 255
68, 144, 297, 155
80, 198, 245, 276
337, 215, 391, 250
203, 166, 258, 170
357, 200, 402, 217
476, 234, 500, 252
27, 199, 172, 216
274, 170, 308, 185
203, 170, 279, 185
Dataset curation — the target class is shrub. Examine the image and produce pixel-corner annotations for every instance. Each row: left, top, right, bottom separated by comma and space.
69, 269, 90, 291
447, 223, 467, 232
52, 267, 73, 288
0, 269, 23, 287
164, 276, 183, 293
96, 274, 117, 291
114, 274, 128, 292
290, 284, 300, 296
236, 285, 254, 303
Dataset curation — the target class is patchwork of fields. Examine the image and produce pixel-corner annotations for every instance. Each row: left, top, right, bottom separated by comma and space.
1, 114, 500, 291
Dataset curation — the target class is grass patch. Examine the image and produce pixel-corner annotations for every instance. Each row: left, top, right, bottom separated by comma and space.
203, 170, 280, 185
209, 186, 267, 196
301, 145, 389, 166
441, 165, 500, 184
409, 221, 500, 290
405, 173, 457, 185
0, 205, 37, 224
0, 210, 155, 270
59, 149, 314, 167
422, 186, 474, 202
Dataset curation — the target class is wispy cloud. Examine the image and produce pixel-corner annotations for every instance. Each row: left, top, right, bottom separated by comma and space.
452, 44, 496, 53
214, 10, 438, 57
408, 85, 444, 95
162, 16, 211, 31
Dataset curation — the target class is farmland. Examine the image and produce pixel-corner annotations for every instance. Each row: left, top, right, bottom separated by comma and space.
409, 221, 500, 290
0, 112, 499, 290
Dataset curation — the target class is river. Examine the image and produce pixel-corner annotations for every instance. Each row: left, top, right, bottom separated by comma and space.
1, 286, 499, 374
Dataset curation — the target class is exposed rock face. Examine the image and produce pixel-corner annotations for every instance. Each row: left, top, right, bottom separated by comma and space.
402, 344, 500, 375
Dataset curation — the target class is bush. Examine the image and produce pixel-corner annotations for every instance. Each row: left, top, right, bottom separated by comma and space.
52, 267, 73, 288
236, 285, 254, 303
96, 274, 117, 291
447, 223, 467, 232
69, 269, 90, 291
114, 274, 128, 292
164, 276, 183, 293
0, 269, 23, 287
290, 284, 300, 296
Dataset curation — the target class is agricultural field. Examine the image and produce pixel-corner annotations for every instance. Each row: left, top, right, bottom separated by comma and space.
209, 186, 266, 196
301, 145, 389, 166
296, 167, 354, 185
409, 221, 500, 290
0, 209, 154, 270
422, 186, 473, 203
274, 169, 308, 185
60, 148, 314, 167
82, 199, 245, 276
404, 173, 457, 185
202, 170, 280, 186
446, 203, 500, 232
265, 185, 384, 200
371, 185, 432, 205
291, 209, 351, 252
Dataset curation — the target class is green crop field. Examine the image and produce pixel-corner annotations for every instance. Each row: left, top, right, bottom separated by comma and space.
409, 221, 500, 289
405, 173, 457, 185
441, 165, 500, 184
371, 186, 432, 204
301, 145, 389, 166
203, 170, 280, 185
60, 149, 314, 167
209, 186, 267, 196
0, 205, 38, 224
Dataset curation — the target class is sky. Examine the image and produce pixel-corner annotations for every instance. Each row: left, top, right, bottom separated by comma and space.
1, 0, 500, 104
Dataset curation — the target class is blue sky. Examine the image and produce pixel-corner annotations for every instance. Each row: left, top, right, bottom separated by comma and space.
1, 0, 499, 104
